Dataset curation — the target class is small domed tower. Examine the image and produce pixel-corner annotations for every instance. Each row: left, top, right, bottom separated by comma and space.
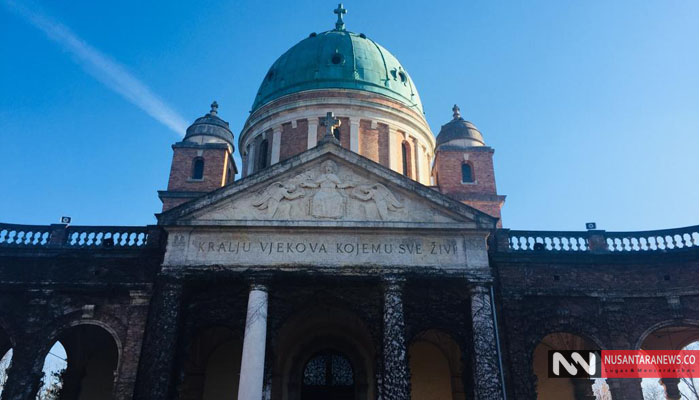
158, 101, 238, 211
432, 105, 505, 225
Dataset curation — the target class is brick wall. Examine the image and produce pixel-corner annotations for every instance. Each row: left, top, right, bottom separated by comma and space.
359, 119, 380, 163
166, 146, 229, 192
434, 147, 503, 222
280, 120, 308, 162
378, 123, 390, 169
435, 148, 497, 195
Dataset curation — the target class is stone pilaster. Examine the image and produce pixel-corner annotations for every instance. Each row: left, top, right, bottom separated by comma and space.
133, 280, 183, 400
388, 127, 399, 173
412, 137, 420, 182
113, 290, 151, 400
307, 118, 318, 149
470, 284, 505, 400
0, 339, 44, 400
349, 117, 360, 152
660, 378, 682, 400
382, 276, 410, 400
270, 126, 282, 165
246, 142, 256, 176
607, 378, 643, 400
571, 378, 596, 400
237, 283, 269, 400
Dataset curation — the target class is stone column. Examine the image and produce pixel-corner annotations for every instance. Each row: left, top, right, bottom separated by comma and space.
382, 276, 410, 399
113, 290, 152, 400
470, 284, 505, 400
270, 126, 282, 165
133, 280, 183, 400
237, 284, 269, 400
607, 378, 643, 400
571, 378, 596, 400
660, 378, 682, 400
307, 118, 318, 149
1, 339, 44, 400
349, 117, 360, 153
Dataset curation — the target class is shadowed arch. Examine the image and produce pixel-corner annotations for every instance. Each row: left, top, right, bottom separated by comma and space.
38, 322, 121, 400
532, 332, 603, 400
273, 305, 375, 400
634, 319, 699, 350
179, 325, 243, 400
409, 329, 465, 400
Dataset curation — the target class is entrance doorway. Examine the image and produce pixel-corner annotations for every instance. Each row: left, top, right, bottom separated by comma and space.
301, 350, 355, 400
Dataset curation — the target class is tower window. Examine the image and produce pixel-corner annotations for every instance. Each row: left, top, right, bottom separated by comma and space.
257, 139, 269, 171
401, 141, 412, 178
191, 157, 204, 180
461, 163, 474, 183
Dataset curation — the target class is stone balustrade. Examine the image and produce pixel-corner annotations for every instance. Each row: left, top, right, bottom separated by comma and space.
493, 226, 699, 253
0, 223, 155, 249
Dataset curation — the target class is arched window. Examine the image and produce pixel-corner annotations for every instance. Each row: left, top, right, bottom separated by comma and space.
461, 163, 474, 183
302, 350, 354, 399
192, 158, 204, 180
401, 141, 411, 177
257, 139, 269, 171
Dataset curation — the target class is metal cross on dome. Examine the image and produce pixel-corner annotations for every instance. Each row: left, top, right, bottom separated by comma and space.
321, 111, 341, 143
334, 4, 347, 31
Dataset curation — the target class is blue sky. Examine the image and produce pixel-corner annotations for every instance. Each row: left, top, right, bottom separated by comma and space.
0, 0, 697, 230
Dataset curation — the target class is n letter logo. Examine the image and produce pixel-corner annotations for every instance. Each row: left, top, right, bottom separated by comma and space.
548, 351, 601, 378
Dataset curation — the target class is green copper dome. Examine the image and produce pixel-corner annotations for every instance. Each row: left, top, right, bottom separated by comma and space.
251, 15, 423, 114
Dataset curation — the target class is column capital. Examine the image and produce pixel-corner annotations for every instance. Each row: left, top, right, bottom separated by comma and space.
469, 282, 493, 295
383, 274, 406, 289
250, 282, 268, 292
245, 275, 271, 291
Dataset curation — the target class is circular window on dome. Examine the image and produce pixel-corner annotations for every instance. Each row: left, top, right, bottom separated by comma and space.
398, 71, 407, 83
331, 53, 344, 65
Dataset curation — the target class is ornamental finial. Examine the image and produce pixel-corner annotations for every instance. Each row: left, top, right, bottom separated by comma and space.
452, 104, 461, 120
334, 4, 347, 31
210, 101, 219, 116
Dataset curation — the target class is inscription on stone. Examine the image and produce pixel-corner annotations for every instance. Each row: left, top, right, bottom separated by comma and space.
196, 240, 458, 256
164, 231, 469, 268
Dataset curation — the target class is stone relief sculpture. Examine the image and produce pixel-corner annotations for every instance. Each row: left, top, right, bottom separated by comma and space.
251, 182, 305, 218
247, 160, 407, 221
351, 183, 403, 220
196, 159, 460, 223
301, 160, 354, 219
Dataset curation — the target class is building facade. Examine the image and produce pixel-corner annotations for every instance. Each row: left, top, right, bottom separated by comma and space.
0, 6, 698, 400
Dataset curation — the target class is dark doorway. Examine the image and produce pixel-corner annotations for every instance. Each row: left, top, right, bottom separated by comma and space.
301, 350, 355, 400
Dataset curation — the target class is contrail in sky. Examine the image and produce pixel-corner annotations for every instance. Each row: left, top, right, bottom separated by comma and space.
3, 0, 188, 136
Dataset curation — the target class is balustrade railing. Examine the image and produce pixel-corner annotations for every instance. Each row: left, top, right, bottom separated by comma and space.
65, 226, 148, 247
496, 226, 699, 253
0, 223, 152, 249
0, 224, 52, 247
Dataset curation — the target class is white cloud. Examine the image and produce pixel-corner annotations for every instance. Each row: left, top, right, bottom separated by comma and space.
3, 0, 188, 136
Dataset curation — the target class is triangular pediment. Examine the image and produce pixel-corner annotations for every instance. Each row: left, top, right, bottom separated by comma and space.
158, 142, 497, 229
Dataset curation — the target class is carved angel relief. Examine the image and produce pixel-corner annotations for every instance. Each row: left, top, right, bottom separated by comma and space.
251, 160, 403, 221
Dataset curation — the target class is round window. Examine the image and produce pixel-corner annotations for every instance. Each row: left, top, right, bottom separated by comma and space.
331, 53, 343, 65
